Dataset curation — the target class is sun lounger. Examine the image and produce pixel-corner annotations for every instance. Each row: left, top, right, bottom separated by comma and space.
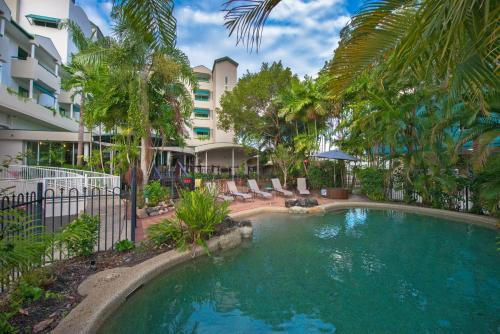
205, 182, 234, 202
297, 178, 311, 196
271, 178, 293, 197
247, 179, 272, 199
226, 181, 253, 201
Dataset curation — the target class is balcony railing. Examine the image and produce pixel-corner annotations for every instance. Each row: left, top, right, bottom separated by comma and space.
0, 165, 120, 195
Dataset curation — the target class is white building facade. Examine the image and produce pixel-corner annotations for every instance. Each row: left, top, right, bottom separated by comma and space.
0, 0, 99, 165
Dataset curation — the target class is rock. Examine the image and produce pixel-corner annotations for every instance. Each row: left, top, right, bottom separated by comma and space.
289, 206, 308, 214
146, 207, 159, 215
240, 226, 253, 239
239, 220, 253, 227
149, 211, 160, 217
308, 206, 326, 214
33, 318, 54, 333
219, 230, 242, 250
136, 208, 148, 219
285, 198, 318, 208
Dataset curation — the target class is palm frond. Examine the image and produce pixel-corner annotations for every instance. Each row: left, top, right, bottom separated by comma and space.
223, 0, 282, 51
113, 0, 177, 49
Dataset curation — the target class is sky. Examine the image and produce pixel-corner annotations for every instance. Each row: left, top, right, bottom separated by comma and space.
76, 0, 363, 77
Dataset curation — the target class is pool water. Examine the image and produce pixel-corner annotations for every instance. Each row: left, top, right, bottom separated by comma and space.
100, 209, 500, 333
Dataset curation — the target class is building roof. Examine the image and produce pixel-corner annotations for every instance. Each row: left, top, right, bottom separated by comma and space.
34, 35, 62, 62
212, 56, 238, 69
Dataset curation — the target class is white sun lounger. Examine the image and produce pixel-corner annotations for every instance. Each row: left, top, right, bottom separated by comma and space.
248, 179, 272, 199
271, 178, 293, 197
226, 181, 253, 201
297, 178, 311, 196
205, 182, 234, 202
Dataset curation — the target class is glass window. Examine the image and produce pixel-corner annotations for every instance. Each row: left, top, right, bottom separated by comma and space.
17, 47, 28, 60
194, 127, 210, 139
193, 108, 210, 118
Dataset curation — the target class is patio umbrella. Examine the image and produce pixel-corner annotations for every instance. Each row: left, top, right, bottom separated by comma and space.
313, 150, 360, 187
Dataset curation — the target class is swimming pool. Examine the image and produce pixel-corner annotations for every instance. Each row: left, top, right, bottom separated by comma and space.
100, 209, 499, 333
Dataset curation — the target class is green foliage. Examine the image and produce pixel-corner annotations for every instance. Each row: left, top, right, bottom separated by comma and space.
471, 155, 500, 217
307, 161, 343, 189
147, 219, 184, 248
58, 214, 100, 257
218, 62, 296, 150
357, 168, 388, 201
0, 210, 50, 284
143, 181, 169, 206
271, 144, 299, 188
175, 188, 230, 249
114, 239, 135, 252
147, 188, 230, 252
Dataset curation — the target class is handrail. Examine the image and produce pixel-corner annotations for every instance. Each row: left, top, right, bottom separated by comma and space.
0, 165, 120, 195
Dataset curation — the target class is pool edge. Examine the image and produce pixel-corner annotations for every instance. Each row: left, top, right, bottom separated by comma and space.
54, 204, 497, 334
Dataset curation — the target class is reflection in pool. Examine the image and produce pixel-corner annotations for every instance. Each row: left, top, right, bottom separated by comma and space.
100, 209, 500, 333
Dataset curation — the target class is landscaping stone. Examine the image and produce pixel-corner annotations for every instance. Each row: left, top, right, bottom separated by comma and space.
137, 208, 148, 219
289, 206, 309, 214
149, 211, 160, 217
285, 198, 319, 208
240, 226, 253, 238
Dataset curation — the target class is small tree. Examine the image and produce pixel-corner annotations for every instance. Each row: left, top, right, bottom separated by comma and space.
271, 144, 297, 188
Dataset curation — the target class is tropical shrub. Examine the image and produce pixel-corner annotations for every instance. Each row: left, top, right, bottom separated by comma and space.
147, 219, 184, 248
307, 160, 344, 189
357, 167, 387, 201
0, 209, 50, 285
114, 239, 135, 252
58, 214, 100, 257
175, 188, 230, 248
471, 155, 500, 217
143, 180, 169, 206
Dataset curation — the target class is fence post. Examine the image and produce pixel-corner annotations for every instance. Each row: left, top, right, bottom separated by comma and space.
130, 167, 137, 242
36, 182, 43, 232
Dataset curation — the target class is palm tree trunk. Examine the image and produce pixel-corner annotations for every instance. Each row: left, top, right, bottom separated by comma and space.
76, 93, 85, 166
98, 126, 104, 171
139, 69, 151, 186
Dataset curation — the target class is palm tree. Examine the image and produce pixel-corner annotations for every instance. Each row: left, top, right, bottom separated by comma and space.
62, 21, 108, 166
222, 0, 497, 110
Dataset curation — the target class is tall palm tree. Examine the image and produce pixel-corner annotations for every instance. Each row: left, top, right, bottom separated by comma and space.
222, 0, 498, 109
62, 21, 108, 166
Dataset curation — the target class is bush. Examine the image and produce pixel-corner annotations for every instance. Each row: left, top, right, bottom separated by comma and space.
147, 188, 229, 251
114, 239, 135, 252
58, 214, 100, 257
176, 188, 230, 248
357, 167, 388, 201
307, 160, 344, 189
143, 180, 169, 207
147, 219, 184, 247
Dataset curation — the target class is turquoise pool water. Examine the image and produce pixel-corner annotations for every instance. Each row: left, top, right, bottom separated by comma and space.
100, 209, 499, 333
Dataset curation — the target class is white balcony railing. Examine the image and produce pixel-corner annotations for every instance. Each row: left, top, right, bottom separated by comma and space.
0, 165, 120, 196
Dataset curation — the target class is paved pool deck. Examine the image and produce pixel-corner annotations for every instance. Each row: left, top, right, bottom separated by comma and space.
136, 194, 370, 241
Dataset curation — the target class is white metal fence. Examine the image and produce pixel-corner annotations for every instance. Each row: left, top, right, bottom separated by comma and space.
0, 165, 120, 195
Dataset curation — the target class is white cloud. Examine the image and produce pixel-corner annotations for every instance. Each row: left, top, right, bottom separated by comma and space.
177, 7, 224, 25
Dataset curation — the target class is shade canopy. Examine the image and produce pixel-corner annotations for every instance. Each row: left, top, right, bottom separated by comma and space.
313, 150, 359, 161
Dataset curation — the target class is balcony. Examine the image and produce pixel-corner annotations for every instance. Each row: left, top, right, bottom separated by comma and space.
0, 85, 78, 132
11, 57, 60, 92
0, 36, 8, 62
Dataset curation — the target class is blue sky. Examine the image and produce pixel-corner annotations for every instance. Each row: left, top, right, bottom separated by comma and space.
76, 0, 362, 77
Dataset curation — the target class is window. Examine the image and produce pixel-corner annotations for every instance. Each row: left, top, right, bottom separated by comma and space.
195, 74, 210, 82
194, 89, 210, 101
193, 108, 210, 118
17, 47, 28, 60
18, 86, 29, 98
194, 127, 210, 139
26, 14, 61, 28
225, 76, 228, 84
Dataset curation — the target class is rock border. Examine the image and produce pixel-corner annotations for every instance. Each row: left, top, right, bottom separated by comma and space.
54, 202, 497, 334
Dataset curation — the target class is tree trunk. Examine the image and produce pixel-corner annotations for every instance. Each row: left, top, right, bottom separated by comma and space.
98, 126, 104, 171
76, 93, 85, 166
139, 69, 151, 187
